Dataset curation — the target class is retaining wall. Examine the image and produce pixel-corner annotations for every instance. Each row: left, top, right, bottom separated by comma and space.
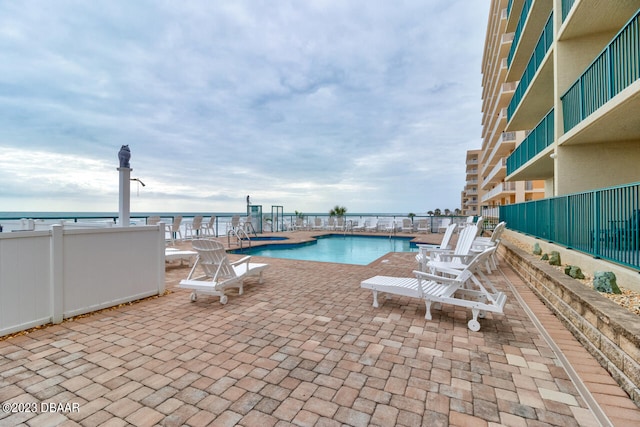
500, 239, 640, 406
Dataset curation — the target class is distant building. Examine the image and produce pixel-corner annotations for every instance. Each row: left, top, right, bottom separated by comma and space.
461, 149, 481, 216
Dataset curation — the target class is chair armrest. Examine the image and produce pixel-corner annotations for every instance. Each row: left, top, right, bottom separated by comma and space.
413, 270, 461, 284
434, 253, 474, 263
231, 256, 252, 266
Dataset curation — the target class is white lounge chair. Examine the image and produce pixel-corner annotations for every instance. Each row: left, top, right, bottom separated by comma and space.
401, 218, 414, 232
437, 218, 452, 233
416, 219, 431, 233
415, 223, 457, 268
365, 218, 379, 232
471, 221, 506, 272
185, 216, 203, 240
165, 247, 197, 266
201, 216, 217, 237
311, 217, 325, 230
418, 224, 477, 272
179, 239, 269, 304
352, 219, 367, 232
361, 247, 505, 331
165, 216, 183, 245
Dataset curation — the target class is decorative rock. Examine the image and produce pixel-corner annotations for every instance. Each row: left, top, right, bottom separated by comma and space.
593, 271, 621, 294
541, 253, 549, 260
533, 243, 542, 255
567, 265, 585, 279
549, 251, 561, 266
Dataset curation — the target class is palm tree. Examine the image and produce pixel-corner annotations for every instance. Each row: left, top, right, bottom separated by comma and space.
329, 205, 347, 217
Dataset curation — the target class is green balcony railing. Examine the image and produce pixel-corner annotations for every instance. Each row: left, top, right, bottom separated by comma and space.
561, 10, 640, 133
562, 0, 576, 22
507, 0, 534, 68
507, 11, 553, 122
500, 182, 640, 269
506, 107, 554, 175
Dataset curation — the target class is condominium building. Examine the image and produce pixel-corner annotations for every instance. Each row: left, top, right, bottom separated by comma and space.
468, 0, 546, 220
461, 149, 481, 216
494, 0, 639, 270
504, 0, 639, 195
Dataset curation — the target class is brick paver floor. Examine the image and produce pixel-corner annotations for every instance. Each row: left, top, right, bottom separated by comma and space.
1, 235, 639, 426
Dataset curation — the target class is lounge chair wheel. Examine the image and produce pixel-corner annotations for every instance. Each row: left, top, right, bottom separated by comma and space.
467, 319, 481, 332
220, 295, 228, 305
478, 310, 486, 319
190, 292, 197, 302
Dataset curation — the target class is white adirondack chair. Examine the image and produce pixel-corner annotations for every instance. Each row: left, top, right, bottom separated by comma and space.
179, 239, 269, 304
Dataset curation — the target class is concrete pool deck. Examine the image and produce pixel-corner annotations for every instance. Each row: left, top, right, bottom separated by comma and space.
1, 231, 639, 426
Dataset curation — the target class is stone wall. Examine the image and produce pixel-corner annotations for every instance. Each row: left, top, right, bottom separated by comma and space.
499, 240, 640, 406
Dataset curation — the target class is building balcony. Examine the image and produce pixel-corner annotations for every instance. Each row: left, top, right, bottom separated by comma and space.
506, 11, 554, 130
481, 108, 509, 165
506, 0, 524, 33
481, 131, 516, 176
560, 10, 640, 144
506, 108, 554, 181
560, 1, 638, 40
481, 182, 517, 203
507, 0, 553, 82
482, 158, 507, 189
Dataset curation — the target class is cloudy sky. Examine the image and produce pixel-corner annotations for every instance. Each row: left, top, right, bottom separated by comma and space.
0, 1, 489, 215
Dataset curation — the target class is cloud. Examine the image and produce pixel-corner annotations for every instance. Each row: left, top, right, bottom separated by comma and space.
0, 0, 489, 214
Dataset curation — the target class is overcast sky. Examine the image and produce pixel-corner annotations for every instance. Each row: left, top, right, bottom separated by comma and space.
0, 1, 489, 215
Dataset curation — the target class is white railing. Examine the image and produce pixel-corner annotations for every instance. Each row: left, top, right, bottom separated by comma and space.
0, 224, 165, 336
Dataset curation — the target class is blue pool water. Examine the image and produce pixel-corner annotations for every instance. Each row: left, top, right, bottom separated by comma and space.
234, 234, 418, 265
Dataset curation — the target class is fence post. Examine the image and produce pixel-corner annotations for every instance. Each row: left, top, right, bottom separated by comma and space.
157, 223, 166, 294
50, 225, 64, 324
593, 191, 600, 255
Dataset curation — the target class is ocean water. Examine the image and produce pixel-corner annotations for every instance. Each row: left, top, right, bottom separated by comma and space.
0, 211, 418, 233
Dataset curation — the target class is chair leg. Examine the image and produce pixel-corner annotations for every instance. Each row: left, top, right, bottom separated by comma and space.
424, 300, 433, 320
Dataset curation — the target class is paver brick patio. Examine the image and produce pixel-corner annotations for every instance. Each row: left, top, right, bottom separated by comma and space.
1, 236, 640, 426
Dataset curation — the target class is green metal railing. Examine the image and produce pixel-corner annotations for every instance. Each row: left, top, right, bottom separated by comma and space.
507, 12, 553, 122
561, 0, 575, 22
561, 10, 640, 132
500, 182, 640, 269
507, 0, 534, 68
506, 108, 554, 175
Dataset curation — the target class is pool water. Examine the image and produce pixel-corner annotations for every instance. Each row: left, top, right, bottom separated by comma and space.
234, 234, 418, 265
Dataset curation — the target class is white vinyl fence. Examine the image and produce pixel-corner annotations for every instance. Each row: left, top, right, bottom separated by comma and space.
0, 224, 165, 337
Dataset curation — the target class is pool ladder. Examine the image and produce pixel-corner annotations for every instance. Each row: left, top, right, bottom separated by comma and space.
227, 227, 252, 249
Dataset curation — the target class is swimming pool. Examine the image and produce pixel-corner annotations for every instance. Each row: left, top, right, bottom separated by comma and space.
233, 234, 418, 265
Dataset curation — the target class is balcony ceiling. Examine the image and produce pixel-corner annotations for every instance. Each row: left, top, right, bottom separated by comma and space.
506, 0, 524, 33
560, 1, 639, 41
560, 81, 640, 146
506, 0, 553, 82
506, 56, 554, 131
507, 145, 554, 181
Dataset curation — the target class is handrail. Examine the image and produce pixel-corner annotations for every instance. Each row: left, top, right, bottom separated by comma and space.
500, 181, 640, 269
